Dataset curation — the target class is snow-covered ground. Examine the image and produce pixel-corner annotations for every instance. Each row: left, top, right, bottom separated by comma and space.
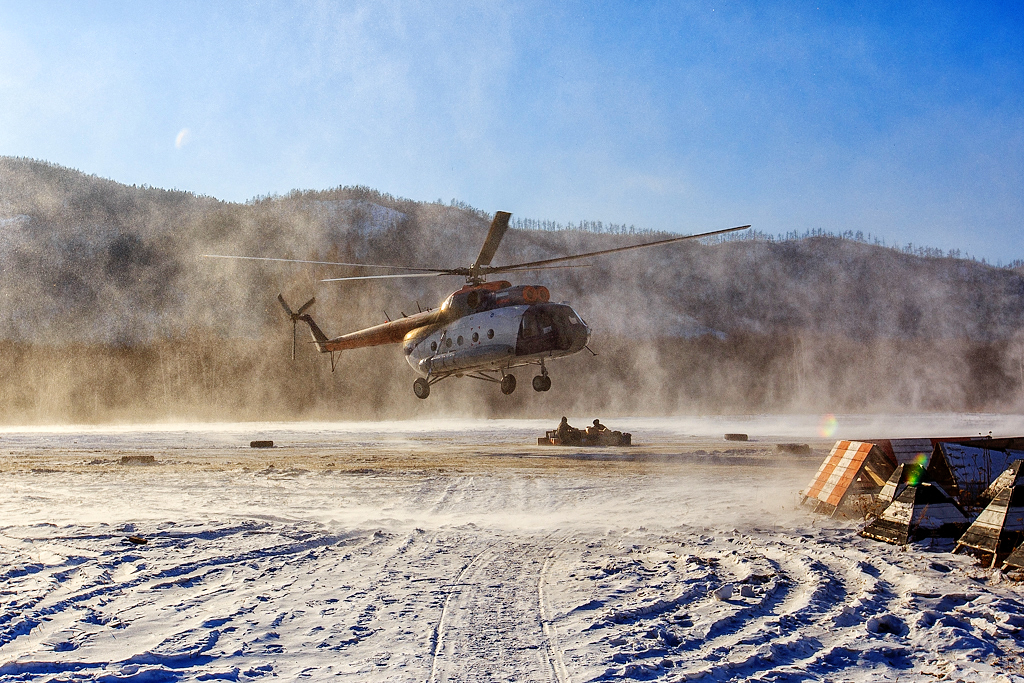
2, 416, 1023, 682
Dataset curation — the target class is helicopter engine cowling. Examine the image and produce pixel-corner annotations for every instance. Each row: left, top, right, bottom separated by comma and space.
439, 283, 550, 318
494, 285, 549, 307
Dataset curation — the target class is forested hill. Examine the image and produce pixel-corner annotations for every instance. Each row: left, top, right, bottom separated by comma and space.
1, 156, 1022, 420
2, 156, 1023, 345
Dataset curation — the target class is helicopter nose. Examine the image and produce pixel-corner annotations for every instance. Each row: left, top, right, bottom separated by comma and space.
575, 319, 591, 349
563, 313, 591, 353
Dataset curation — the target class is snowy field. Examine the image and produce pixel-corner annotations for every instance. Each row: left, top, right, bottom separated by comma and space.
2, 415, 1024, 682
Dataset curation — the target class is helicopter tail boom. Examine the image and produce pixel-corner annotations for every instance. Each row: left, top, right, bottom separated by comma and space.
303, 315, 330, 352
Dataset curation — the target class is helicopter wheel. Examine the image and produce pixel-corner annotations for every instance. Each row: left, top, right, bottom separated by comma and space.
532, 375, 551, 392
500, 374, 517, 395
413, 377, 430, 399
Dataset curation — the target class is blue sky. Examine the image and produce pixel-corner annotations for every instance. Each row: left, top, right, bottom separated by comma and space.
1, 1, 1022, 262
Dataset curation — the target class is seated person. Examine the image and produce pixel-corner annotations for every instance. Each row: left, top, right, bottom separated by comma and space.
556, 416, 572, 442
556, 416, 581, 445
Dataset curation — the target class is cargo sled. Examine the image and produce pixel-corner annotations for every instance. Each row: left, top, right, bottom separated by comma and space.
538, 429, 632, 447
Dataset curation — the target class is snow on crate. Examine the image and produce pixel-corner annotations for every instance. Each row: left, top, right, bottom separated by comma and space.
864, 436, 989, 468
875, 438, 936, 466
859, 481, 968, 545
861, 435, 1023, 473
982, 459, 1024, 502
1002, 541, 1024, 571
954, 459, 1024, 567
801, 440, 893, 517
928, 443, 1024, 509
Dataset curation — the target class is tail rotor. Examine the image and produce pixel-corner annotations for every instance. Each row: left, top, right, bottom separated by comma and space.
279, 294, 316, 360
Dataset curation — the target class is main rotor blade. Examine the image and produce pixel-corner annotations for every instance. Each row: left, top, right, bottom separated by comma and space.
494, 264, 594, 273
320, 272, 456, 283
319, 264, 590, 282
483, 224, 750, 274
201, 254, 448, 273
472, 211, 512, 270
296, 297, 316, 315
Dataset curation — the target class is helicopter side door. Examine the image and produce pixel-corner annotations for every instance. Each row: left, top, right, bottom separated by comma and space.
516, 304, 576, 356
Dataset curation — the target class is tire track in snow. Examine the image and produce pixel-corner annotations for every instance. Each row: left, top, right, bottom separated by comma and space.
427, 541, 498, 683
428, 536, 564, 683
539, 545, 570, 683
564, 532, 913, 681
672, 553, 792, 660
676, 545, 849, 681
756, 542, 912, 680
583, 533, 935, 683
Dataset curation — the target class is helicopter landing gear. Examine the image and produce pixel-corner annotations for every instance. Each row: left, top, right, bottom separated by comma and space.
413, 377, 430, 399
500, 374, 517, 395
532, 359, 551, 392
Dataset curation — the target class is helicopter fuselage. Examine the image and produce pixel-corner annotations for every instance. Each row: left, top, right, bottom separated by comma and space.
310, 281, 590, 379
403, 302, 590, 376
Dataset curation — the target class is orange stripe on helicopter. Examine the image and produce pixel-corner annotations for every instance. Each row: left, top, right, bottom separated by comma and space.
322, 309, 449, 352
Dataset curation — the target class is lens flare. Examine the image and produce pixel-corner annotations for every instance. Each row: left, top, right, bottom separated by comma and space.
905, 453, 928, 486
175, 128, 191, 149
818, 413, 838, 438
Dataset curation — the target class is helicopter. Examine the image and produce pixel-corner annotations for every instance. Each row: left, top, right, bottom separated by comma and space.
206, 212, 748, 398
